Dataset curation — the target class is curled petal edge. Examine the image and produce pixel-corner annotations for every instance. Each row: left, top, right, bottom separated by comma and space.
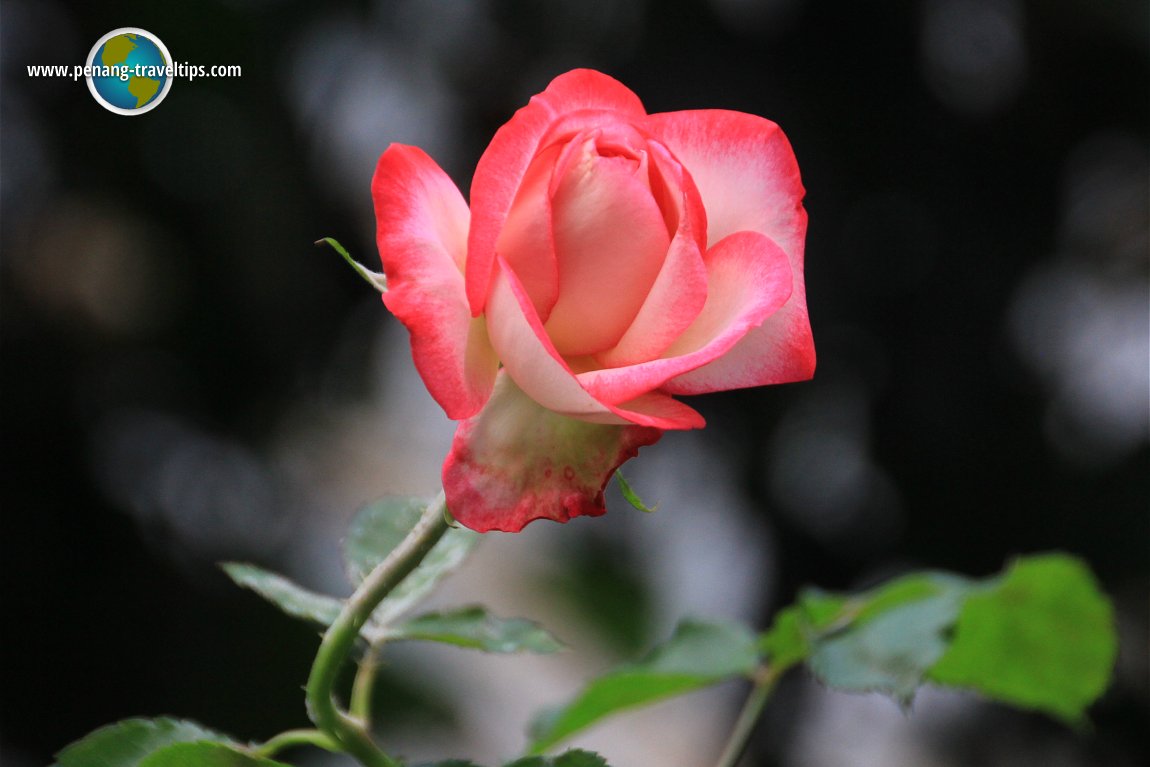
467, 69, 648, 315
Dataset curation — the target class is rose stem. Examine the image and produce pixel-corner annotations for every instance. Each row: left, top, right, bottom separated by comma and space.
305, 492, 450, 767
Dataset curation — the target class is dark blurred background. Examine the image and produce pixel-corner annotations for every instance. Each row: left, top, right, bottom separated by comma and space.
2, 1, 1147, 765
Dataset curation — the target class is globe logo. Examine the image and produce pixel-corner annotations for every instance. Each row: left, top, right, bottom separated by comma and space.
86, 28, 173, 115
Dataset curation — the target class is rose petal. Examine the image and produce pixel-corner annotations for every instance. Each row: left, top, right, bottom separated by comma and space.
544, 135, 670, 356
373, 144, 498, 418
646, 109, 806, 253
661, 300, 815, 392
497, 143, 562, 321
613, 391, 705, 429
487, 258, 705, 429
577, 230, 793, 403
596, 142, 709, 367
487, 257, 621, 421
647, 109, 815, 388
443, 373, 663, 532
467, 70, 648, 315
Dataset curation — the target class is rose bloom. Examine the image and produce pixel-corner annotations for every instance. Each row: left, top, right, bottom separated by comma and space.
373, 69, 813, 532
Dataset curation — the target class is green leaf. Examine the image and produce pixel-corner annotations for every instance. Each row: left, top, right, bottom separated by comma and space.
221, 562, 344, 626
391, 606, 564, 654
55, 718, 229, 767
506, 750, 611, 767
760, 553, 1116, 724
757, 605, 809, 671
806, 575, 971, 704
527, 619, 758, 754
548, 751, 611, 767
415, 753, 612, 767
344, 497, 480, 629
927, 553, 1117, 724
615, 473, 657, 513
760, 573, 968, 675
795, 589, 849, 632
137, 742, 289, 767
139, 742, 292, 767
846, 573, 963, 626
344, 496, 430, 583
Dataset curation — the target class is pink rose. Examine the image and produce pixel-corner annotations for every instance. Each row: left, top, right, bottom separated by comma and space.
373, 69, 814, 533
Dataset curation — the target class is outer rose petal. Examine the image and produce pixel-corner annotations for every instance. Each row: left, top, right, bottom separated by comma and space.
647, 109, 815, 388
662, 297, 814, 393
646, 110, 806, 253
466, 69, 647, 314
443, 373, 663, 533
373, 144, 499, 418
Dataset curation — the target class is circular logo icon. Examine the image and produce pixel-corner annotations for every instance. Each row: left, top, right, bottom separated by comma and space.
86, 28, 172, 115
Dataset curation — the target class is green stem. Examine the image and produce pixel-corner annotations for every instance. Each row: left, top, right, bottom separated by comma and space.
713, 664, 783, 767
350, 647, 381, 723
305, 492, 450, 767
254, 729, 341, 758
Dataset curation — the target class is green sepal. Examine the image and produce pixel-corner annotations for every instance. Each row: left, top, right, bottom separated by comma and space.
316, 236, 387, 292
615, 472, 657, 513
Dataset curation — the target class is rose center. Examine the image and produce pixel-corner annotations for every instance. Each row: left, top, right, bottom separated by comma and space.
541, 135, 673, 358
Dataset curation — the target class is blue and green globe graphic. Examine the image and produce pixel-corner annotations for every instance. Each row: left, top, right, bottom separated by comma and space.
87, 28, 172, 115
